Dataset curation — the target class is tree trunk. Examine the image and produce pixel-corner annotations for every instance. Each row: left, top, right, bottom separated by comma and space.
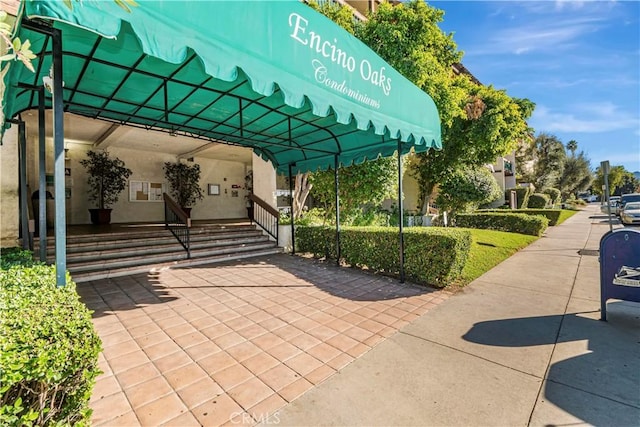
420, 182, 436, 215
292, 172, 312, 220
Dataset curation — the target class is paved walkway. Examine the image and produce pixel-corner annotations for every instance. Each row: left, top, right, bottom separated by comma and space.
79, 254, 450, 426
272, 205, 640, 426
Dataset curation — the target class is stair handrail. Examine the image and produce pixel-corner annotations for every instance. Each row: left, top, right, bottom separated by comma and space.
163, 192, 191, 258
249, 194, 279, 241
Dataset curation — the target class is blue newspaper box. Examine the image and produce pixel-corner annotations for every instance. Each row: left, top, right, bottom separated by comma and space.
599, 228, 640, 321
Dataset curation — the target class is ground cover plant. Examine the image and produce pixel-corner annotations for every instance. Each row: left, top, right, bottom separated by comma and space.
0, 248, 102, 426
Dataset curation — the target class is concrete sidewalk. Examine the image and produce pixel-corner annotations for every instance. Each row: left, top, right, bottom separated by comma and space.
272, 205, 640, 426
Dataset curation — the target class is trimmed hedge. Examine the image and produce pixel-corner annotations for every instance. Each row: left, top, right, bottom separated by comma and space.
479, 208, 563, 226
543, 188, 561, 207
505, 187, 530, 209
456, 213, 549, 236
295, 226, 472, 288
528, 193, 550, 209
0, 249, 102, 426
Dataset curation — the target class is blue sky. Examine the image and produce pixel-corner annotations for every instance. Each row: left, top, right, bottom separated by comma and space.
429, 0, 640, 173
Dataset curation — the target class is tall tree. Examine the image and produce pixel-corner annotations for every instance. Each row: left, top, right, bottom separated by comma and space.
593, 165, 626, 197
356, 0, 466, 128
615, 172, 640, 195
307, 0, 358, 34
411, 82, 534, 212
566, 140, 578, 157
558, 151, 592, 199
355, 1, 534, 213
532, 133, 567, 190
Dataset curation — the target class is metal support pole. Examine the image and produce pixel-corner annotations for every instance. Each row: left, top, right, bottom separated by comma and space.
18, 121, 28, 249
288, 164, 295, 255
398, 141, 405, 283
334, 155, 340, 265
601, 160, 612, 232
38, 87, 47, 262
52, 28, 67, 287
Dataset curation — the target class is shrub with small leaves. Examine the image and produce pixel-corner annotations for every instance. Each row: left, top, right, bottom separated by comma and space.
295, 226, 472, 287
0, 253, 102, 426
478, 209, 564, 226
526, 193, 550, 209
456, 212, 549, 236
542, 188, 562, 207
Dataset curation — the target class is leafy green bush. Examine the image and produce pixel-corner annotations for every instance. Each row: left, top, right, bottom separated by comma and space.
296, 226, 472, 287
1, 252, 102, 426
505, 187, 531, 209
478, 209, 563, 226
436, 166, 502, 214
543, 188, 561, 207
294, 207, 324, 226
527, 193, 550, 209
456, 213, 549, 236
0, 247, 35, 268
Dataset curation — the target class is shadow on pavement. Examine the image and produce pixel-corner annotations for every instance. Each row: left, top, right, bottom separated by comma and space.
175, 254, 436, 302
462, 302, 640, 425
76, 270, 178, 318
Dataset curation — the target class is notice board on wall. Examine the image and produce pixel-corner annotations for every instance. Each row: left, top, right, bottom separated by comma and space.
129, 181, 166, 202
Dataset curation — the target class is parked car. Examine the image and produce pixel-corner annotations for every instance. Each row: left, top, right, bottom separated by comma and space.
618, 193, 640, 216
620, 201, 640, 225
578, 192, 598, 203
600, 199, 618, 215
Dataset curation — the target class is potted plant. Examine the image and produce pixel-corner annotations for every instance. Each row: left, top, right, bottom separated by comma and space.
163, 161, 204, 216
79, 150, 132, 225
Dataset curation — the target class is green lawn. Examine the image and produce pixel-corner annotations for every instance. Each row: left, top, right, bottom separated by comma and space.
457, 228, 539, 286
556, 209, 578, 225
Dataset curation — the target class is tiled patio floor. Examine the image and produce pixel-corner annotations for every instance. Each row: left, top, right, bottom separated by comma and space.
77, 254, 450, 426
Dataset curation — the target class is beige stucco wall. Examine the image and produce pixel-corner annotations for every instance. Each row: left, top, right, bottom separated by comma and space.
0, 125, 19, 247
381, 169, 418, 213
25, 141, 258, 224
252, 152, 277, 210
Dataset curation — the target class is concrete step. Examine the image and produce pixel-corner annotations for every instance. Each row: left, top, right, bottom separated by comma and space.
67, 240, 277, 274
38, 230, 266, 256
60, 235, 271, 263
35, 227, 261, 252
37, 223, 279, 283
71, 246, 282, 283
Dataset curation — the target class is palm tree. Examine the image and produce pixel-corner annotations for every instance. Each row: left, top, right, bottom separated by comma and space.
566, 140, 578, 157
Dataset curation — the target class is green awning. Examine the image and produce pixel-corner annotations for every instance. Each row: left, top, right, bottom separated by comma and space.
4, 0, 441, 174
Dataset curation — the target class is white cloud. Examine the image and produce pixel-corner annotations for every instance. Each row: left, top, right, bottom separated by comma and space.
484, 17, 603, 55
465, 1, 623, 56
554, 0, 588, 11
531, 104, 640, 133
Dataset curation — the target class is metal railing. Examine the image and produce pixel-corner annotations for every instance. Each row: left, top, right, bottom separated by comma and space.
163, 193, 191, 258
249, 194, 279, 241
